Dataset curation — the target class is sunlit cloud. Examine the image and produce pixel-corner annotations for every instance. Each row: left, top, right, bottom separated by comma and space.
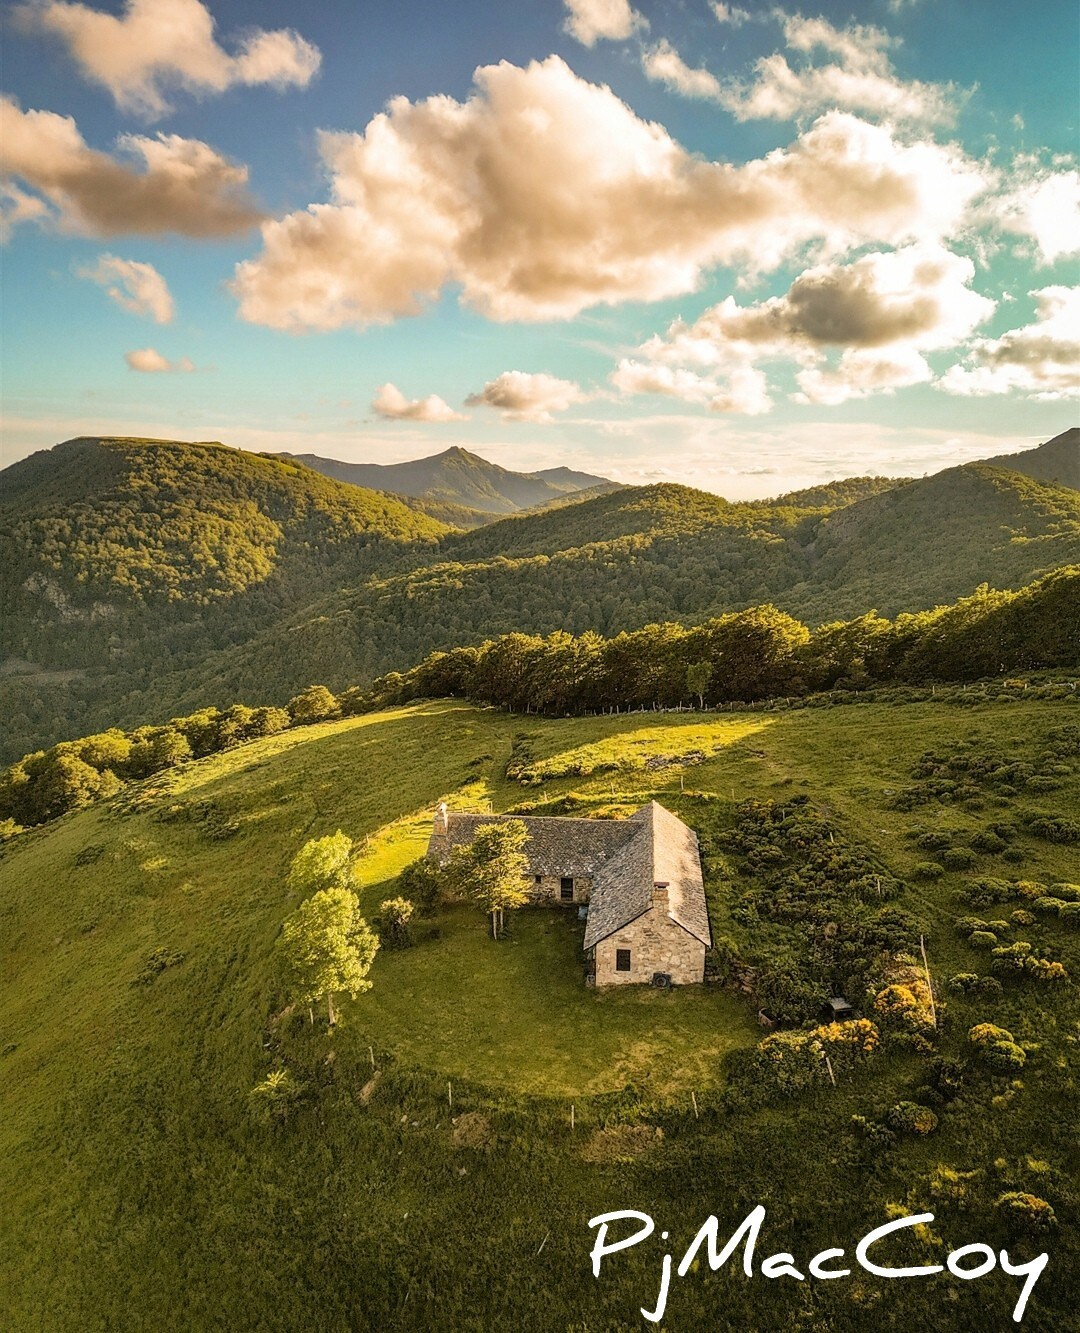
0, 96, 263, 239
125, 346, 195, 372
15, 0, 320, 119
465, 370, 587, 421
372, 382, 467, 422
76, 253, 174, 322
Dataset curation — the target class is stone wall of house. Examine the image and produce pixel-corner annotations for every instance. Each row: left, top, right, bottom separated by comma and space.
594, 908, 706, 986
526, 874, 592, 906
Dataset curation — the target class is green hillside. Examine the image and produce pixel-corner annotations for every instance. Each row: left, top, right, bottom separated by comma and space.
1, 696, 1077, 1329
979, 428, 1079, 491
126, 465, 1078, 718
0, 438, 448, 758
3, 436, 1078, 762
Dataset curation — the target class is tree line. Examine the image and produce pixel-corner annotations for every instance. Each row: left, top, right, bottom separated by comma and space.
1, 567, 1075, 833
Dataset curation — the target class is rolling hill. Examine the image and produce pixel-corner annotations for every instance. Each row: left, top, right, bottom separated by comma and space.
274, 445, 621, 518
978, 427, 1079, 490
2, 432, 1078, 761
1, 695, 1077, 1329
0, 437, 448, 756
122, 460, 1079, 719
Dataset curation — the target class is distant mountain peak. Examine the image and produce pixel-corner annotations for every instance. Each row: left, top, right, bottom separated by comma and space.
278, 447, 622, 519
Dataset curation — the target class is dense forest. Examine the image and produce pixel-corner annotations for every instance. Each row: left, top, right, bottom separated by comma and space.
2, 566, 1076, 834
2, 435, 1078, 761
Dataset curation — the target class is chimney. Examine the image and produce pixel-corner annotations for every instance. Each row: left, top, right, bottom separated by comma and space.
651, 881, 669, 909
434, 802, 448, 836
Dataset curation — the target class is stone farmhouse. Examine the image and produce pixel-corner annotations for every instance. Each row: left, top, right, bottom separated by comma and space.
427, 800, 711, 986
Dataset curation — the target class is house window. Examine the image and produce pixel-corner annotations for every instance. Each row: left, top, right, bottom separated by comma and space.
560, 877, 574, 901
616, 948, 631, 972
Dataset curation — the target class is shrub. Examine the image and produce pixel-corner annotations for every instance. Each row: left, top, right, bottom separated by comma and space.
915, 831, 952, 851
942, 847, 977, 870
375, 897, 414, 949
960, 877, 1013, 909
947, 973, 980, 992
1060, 903, 1080, 928
975, 976, 1003, 996
994, 1192, 1057, 1233
990, 941, 1069, 982
971, 830, 1007, 853
887, 1101, 939, 1135
1032, 897, 1066, 915
1050, 882, 1080, 902
1010, 909, 1036, 927
969, 1023, 1027, 1072
749, 1019, 880, 1094
913, 861, 945, 880
1014, 880, 1048, 901
1027, 814, 1080, 843
248, 1068, 306, 1124
969, 930, 998, 949
955, 915, 989, 935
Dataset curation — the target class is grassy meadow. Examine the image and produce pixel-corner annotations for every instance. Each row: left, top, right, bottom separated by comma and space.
1, 695, 1078, 1330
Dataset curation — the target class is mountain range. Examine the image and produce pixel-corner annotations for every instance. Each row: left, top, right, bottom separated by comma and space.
0, 427, 1076, 761
273, 445, 621, 525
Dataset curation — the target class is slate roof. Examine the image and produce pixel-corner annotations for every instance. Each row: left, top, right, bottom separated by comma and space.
583, 801, 711, 950
429, 801, 711, 952
432, 811, 635, 876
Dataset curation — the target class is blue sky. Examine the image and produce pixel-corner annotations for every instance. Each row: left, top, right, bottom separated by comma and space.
1, 0, 1077, 495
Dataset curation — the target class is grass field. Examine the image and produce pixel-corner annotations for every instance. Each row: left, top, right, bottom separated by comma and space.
1, 694, 1077, 1330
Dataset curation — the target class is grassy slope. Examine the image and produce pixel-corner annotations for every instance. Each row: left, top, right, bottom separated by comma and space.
1, 696, 1077, 1330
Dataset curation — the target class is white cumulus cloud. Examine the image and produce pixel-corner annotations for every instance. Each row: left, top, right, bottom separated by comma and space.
0, 96, 263, 239
465, 371, 587, 422
125, 346, 194, 372
645, 12, 959, 126
989, 163, 1080, 265
634, 244, 994, 407
562, 0, 646, 47
76, 253, 174, 322
939, 286, 1080, 401
371, 382, 466, 422
612, 359, 771, 414
16, 0, 320, 119
230, 57, 989, 332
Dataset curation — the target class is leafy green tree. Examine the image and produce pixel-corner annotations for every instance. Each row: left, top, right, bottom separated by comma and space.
398, 856, 443, 913
287, 685, 340, 725
687, 660, 713, 708
275, 887, 379, 1026
286, 831, 358, 896
450, 820, 529, 939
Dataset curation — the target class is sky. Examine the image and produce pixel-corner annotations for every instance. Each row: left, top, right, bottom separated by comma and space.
1, 0, 1077, 497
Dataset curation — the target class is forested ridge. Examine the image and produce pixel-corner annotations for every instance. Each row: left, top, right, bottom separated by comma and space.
1, 434, 1078, 761
2, 565, 1076, 835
